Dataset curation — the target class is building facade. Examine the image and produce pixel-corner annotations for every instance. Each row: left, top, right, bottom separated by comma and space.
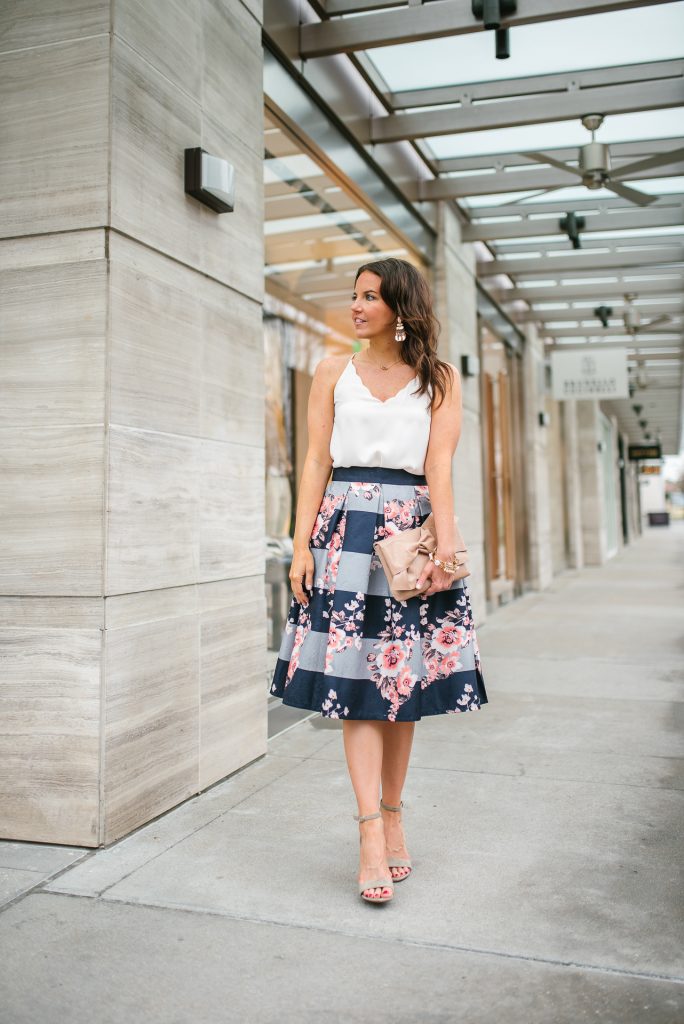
3, 0, 672, 848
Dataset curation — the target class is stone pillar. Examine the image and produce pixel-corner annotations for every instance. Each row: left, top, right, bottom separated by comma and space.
561, 401, 584, 569
0, 1, 266, 846
609, 414, 625, 552
433, 204, 487, 623
522, 323, 553, 590
546, 392, 568, 576
576, 400, 607, 565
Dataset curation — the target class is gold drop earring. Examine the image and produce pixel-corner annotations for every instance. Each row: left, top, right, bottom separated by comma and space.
394, 316, 406, 344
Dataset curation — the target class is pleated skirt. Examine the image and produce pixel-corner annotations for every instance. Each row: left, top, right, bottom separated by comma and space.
270, 465, 488, 722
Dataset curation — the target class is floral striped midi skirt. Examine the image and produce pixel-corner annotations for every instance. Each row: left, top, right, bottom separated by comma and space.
270, 465, 488, 722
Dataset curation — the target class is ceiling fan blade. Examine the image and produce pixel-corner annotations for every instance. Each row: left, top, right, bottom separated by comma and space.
605, 181, 657, 206
611, 146, 684, 179
506, 185, 568, 205
524, 151, 584, 178
639, 314, 672, 331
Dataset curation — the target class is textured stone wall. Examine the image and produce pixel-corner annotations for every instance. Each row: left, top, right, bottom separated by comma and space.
522, 324, 553, 590
0, 0, 266, 845
577, 401, 608, 566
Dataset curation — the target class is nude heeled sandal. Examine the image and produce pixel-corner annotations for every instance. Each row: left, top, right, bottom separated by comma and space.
380, 799, 413, 881
353, 810, 394, 903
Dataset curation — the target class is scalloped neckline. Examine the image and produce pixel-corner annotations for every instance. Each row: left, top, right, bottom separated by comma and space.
349, 354, 418, 405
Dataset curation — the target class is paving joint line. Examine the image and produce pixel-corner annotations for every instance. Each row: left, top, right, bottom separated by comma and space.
287, 755, 684, 791
24, 889, 684, 986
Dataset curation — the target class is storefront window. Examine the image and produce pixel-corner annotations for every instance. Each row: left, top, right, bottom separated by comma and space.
479, 320, 527, 605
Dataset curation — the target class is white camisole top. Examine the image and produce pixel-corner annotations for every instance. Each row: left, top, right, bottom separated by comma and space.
329, 353, 432, 476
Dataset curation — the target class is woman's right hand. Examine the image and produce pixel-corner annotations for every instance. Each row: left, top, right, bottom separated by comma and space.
289, 546, 315, 606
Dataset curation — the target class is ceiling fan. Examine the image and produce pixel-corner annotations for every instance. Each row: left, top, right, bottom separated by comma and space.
522, 115, 684, 207
622, 293, 672, 335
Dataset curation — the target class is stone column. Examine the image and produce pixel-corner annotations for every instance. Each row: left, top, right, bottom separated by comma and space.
522, 323, 553, 590
433, 204, 487, 623
0, 1, 266, 846
609, 414, 625, 552
561, 401, 584, 569
576, 400, 607, 565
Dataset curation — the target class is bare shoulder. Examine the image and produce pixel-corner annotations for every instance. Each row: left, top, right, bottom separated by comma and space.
443, 360, 461, 391
313, 353, 351, 389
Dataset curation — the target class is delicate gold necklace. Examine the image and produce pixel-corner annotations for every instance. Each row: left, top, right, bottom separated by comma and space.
361, 353, 404, 372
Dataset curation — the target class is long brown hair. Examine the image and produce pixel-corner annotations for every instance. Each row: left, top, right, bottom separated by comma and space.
354, 258, 452, 410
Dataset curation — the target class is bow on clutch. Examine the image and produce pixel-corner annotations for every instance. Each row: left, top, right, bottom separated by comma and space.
373, 512, 470, 602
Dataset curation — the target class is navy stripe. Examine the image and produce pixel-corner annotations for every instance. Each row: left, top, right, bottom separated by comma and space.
331, 465, 426, 485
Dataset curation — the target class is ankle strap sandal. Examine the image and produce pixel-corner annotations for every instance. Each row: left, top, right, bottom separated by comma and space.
380, 799, 412, 880
353, 810, 394, 903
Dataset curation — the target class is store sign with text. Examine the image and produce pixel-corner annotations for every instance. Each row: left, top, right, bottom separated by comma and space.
551, 348, 629, 400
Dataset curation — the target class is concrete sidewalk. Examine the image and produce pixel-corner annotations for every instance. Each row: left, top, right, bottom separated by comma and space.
1, 525, 683, 1023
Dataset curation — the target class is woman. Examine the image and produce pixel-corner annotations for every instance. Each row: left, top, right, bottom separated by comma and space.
270, 258, 488, 905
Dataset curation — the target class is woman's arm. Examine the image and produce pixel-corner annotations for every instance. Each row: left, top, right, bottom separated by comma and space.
417, 363, 463, 596
289, 356, 340, 605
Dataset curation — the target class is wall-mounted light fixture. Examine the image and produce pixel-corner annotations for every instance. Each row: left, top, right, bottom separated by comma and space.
184, 148, 235, 213
461, 354, 480, 377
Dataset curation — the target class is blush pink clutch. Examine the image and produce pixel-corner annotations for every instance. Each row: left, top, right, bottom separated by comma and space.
373, 513, 470, 602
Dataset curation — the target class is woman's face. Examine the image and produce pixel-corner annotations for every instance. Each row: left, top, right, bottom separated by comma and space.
351, 270, 396, 341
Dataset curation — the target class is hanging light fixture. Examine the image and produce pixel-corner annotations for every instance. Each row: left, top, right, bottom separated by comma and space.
472, 0, 517, 59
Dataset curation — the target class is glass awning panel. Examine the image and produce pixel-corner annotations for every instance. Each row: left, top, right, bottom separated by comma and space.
366, 3, 684, 92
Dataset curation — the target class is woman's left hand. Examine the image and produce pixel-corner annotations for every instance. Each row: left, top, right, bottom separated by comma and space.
416, 560, 454, 597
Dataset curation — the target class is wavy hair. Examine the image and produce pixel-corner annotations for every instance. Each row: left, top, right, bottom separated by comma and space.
354, 258, 452, 410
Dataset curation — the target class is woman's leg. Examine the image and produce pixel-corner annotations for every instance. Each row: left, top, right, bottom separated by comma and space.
380, 721, 415, 880
342, 720, 391, 900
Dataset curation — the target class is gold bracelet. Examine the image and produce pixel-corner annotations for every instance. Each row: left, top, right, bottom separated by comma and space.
428, 552, 458, 573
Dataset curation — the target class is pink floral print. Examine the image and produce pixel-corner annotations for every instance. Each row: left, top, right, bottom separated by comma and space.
270, 473, 487, 720
321, 688, 349, 718
366, 598, 422, 721
324, 592, 366, 673
285, 604, 312, 684
310, 491, 345, 547
420, 598, 475, 695
375, 495, 419, 540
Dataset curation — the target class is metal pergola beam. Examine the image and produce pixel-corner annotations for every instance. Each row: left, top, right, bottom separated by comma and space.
266, 220, 386, 245
492, 235, 684, 255
494, 278, 684, 303
266, 237, 389, 262
369, 78, 684, 143
265, 190, 361, 221
478, 246, 684, 276
301, 0, 678, 58
466, 194, 684, 220
539, 325, 683, 338
545, 343, 684, 355
435, 136, 683, 174
407, 162, 684, 201
463, 204, 684, 241
391, 60, 684, 112
322, 1, 411, 13
513, 300, 684, 322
